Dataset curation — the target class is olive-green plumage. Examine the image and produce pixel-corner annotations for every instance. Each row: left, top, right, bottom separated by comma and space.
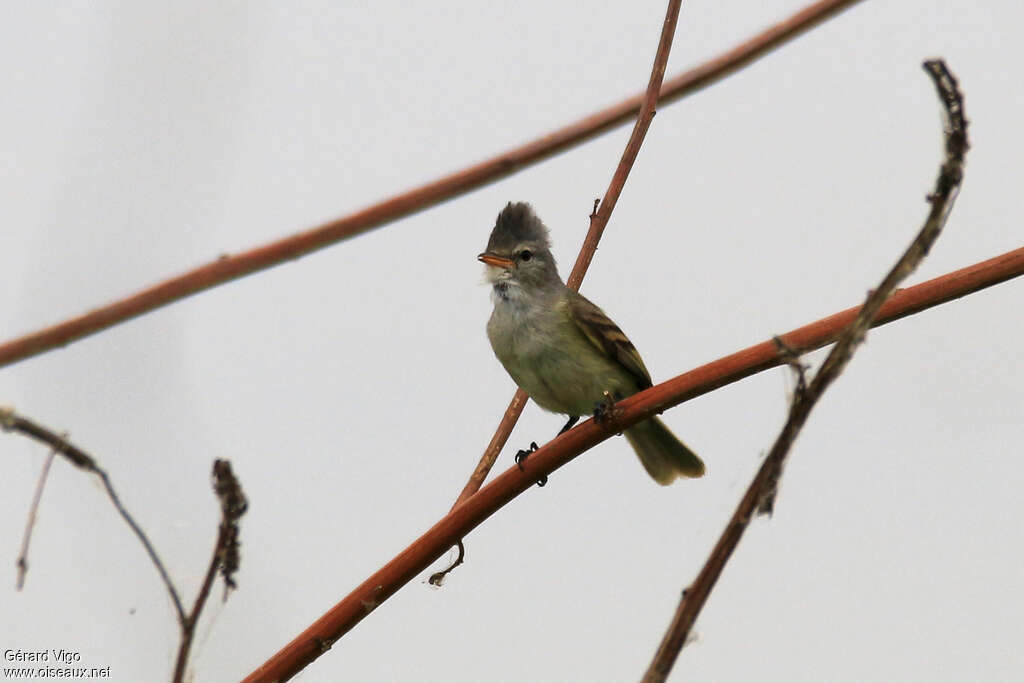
480, 202, 704, 485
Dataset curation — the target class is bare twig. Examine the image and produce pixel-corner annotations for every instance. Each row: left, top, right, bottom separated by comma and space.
0, 409, 96, 469
641, 59, 969, 682
1, 407, 186, 624
434, 0, 685, 584
449, 391, 529, 510
241, 254, 1024, 682
0, 0, 866, 370
2, 409, 248, 682
15, 446, 57, 590
173, 459, 247, 683
450, 0, 684, 506
567, 0, 683, 291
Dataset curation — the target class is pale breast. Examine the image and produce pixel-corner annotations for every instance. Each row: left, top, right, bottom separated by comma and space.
487, 297, 638, 416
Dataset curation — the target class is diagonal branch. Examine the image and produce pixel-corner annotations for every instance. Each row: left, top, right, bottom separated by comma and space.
1, 408, 186, 624
641, 58, 969, 682
0, 0, 867, 370
1, 408, 249, 683
243, 249, 1024, 682
431, 0, 685, 589
448, 0, 684, 515
15, 446, 57, 590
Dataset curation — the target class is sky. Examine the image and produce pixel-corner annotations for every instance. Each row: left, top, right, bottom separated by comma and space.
1, 1, 1022, 682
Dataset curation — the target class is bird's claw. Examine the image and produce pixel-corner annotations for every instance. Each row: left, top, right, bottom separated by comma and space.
593, 391, 619, 422
514, 442, 547, 487
514, 441, 539, 469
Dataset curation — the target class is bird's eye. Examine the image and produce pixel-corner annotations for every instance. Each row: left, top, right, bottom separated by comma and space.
519, 250, 533, 262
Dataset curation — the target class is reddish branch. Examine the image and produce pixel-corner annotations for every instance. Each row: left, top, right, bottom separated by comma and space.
568, 0, 682, 291
0, 0, 866, 370
429, 0, 685, 589
448, 0, 684, 516
243, 241, 1022, 683
451, 389, 529, 507
641, 58, 970, 681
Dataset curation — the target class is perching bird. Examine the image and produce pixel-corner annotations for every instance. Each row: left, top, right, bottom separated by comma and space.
479, 202, 704, 484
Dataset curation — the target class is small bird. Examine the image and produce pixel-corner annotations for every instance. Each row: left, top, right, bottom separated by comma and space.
479, 202, 705, 485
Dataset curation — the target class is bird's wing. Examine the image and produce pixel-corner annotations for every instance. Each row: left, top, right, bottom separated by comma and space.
567, 290, 653, 390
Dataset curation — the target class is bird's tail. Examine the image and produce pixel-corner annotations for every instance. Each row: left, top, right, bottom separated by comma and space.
624, 417, 705, 485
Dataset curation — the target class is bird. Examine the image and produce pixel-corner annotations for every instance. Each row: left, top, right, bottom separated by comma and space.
478, 202, 704, 485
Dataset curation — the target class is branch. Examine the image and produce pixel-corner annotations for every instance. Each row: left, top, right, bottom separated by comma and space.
15, 446, 57, 590
243, 249, 1024, 682
0, 409, 248, 682
431, 0, 685, 587
0, 0, 866, 370
1, 408, 187, 623
173, 460, 248, 683
448, 389, 528, 509
568, 0, 682, 291
641, 58, 969, 681
447, 0, 683, 515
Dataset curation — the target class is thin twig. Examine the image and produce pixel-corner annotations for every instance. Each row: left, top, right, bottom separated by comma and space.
173, 460, 247, 683
434, 0, 685, 584
242, 253, 1022, 682
641, 58, 969, 682
567, 0, 682, 290
451, 0, 685, 505
172, 529, 226, 683
449, 391, 528, 510
0, 0, 867, 370
0, 408, 187, 624
96, 470, 187, 622
15, 446, 57, 590
2, 410, 248, 681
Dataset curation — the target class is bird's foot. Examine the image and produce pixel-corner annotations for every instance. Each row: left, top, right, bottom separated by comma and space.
593, 391, 621, 423
514, 442, 547, 487
557, 415, 580, 435
514, 442, 538, 469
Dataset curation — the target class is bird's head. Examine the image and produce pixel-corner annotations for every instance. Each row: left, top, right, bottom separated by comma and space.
478, 202, 561, 295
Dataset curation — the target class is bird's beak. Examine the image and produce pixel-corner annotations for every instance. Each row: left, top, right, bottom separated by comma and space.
478, 252, 515, 269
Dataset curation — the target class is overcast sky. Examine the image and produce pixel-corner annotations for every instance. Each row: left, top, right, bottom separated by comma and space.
2, 2, 1022, 681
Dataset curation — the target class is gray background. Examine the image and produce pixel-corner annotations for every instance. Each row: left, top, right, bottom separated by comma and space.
2, 1, 1022, 681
